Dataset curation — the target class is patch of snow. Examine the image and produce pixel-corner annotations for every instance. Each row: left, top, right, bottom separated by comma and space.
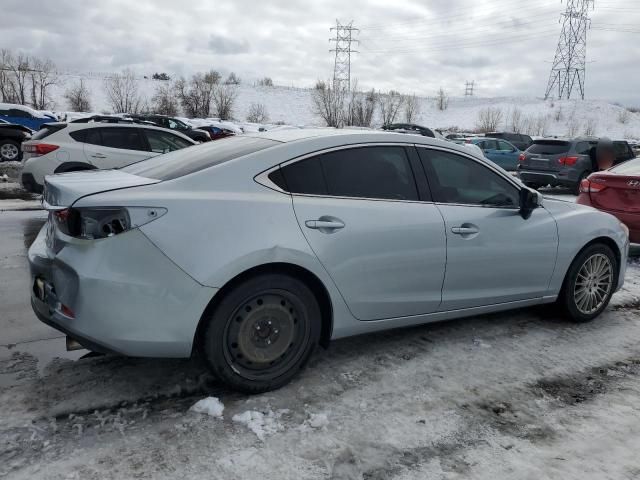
190, 397, 224, 418
232, 409, 287, 440
306, 412, 329, 429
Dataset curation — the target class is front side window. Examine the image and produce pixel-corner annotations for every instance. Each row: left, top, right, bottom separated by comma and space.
419, 148, 519, 207
481, 140, 498, 150
279, 146, 419, 201
99, 128, 146, 151
145, 129, 192, 153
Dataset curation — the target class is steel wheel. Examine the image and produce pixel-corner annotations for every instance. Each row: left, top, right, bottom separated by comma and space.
0, 142, 19, 161
573, 253, 613, 315
222, 289, 311, 382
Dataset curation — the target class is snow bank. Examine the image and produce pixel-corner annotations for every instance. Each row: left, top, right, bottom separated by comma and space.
190, 397, 224, 418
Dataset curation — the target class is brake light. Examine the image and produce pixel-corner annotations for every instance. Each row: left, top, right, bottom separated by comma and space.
579, 178, 607, 194
558, 156, 579, 166
23, 143, 59, 156
50, 207, 167, 239
518, 153, 526, 163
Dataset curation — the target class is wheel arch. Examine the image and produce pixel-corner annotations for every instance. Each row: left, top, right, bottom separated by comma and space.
192, 262, 334, 356
561, 236, 622, 291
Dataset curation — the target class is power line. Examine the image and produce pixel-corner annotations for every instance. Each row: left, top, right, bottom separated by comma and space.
544, 0, 595, 100
330, 20, 359, 91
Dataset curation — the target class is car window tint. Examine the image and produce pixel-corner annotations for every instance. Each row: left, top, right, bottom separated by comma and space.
85, 129, 102, 145
99, 128, 146, 151
8, 109, 32, 118
497, 140, 513, 151
574, 141, 592, 155
321, 146, 418, 200
527, 141, 570, 155
613, 141, 632, 160
145, 129, 192, 153
420, 149, 519, 207
122, 136, 277, 180
483, 140, 498, 150
280, 157, 327, 195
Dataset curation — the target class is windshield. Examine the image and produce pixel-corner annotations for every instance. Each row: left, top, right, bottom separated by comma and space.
122, 135, 278, 180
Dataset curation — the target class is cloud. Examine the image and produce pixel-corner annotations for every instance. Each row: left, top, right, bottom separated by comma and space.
207, 34, 250, 55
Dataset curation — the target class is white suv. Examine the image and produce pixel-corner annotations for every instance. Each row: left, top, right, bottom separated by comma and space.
21, 122, 196, 193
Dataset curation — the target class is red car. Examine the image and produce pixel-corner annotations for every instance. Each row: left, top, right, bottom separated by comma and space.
577, 157, 640, 243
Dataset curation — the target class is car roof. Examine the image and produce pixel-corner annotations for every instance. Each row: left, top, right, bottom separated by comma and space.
243, 128, 486, 160
41, 122, 197, 143
0, 103, 46, 116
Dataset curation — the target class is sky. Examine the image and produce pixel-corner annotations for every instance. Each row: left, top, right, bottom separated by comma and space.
1, 0, 638, 104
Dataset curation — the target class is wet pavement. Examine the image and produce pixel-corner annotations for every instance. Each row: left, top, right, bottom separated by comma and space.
0, 210, 83, 387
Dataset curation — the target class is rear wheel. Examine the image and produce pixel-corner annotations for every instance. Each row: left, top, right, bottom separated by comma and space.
203, 273, 321, 393
0, 140, 20, 162
559, 243, 617, 322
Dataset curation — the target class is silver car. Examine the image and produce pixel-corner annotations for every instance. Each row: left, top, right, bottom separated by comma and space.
29, 130, 629, 393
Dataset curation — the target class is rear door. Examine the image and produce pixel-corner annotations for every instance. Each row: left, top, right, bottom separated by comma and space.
418, 147, 557, 310
281, 145, 447, 320
82, 127, 154, 168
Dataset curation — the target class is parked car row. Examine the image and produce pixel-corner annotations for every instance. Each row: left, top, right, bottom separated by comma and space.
29, 129, 629, 393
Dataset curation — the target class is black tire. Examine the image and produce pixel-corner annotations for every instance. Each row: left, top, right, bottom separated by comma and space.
203, 273, 321, 393
559, 243, 618, 322
0, 139, 21, 162
572, 171, 590, 195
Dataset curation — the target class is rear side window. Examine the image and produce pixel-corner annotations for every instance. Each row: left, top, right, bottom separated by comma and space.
574, 141, 593, 155
100, 128, 146, 151
527, 141, 570, 155
122, 136, 277, 180
8, 108, 32, 118
613, 141, 633, 161
279, 146, 418, 201
32, 124, 66, 140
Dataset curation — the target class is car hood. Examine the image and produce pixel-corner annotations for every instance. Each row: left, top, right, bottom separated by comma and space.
43, 169, 160, 208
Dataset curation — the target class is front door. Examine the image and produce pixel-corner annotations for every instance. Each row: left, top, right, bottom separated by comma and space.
279, 145, 447, 320
418, 147, 558, 310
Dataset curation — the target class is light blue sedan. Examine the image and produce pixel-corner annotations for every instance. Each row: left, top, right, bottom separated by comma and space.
467, 137, 521, 171
29, 130, 629, 393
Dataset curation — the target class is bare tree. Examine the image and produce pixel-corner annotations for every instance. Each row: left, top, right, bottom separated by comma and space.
312, 80, 346, 127
257, 77, 274, 87
618, 108, 631, 124
403, 93, 420, 123
104, 69, 143, 113
64, 79, 92, 112
525, 114, 549, 136
583, 118, 597, 136
476, 107, 503, 133
212, 84, 236, 120
379, 90, 404, 126
29, 58, 57, 109
246, 102, 269, 123
225, 72, 241, 85
505, 107, 525, 133
435, 87, 449, 111
174, 70, 219, 117
565, 117, 581, 138
345, 85, 377, 127
151, 82, 178, 116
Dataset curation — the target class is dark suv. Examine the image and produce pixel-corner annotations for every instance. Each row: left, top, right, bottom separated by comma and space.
130, 115, 210, 142
485, 132, 533, 151
518, 138, 635, 194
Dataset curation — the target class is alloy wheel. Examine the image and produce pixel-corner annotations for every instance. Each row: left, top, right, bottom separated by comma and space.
0, 143, 19, 161
573, 253, 613, 315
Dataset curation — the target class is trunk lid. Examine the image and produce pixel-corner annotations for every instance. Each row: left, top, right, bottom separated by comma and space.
522, 140, 571, 172
43, 169, 159, 208
588, 170, 640, 214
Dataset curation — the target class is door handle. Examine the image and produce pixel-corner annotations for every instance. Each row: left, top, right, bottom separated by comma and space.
451, 225, 479, 235
91, 153, 107, 159
305, 219, 345, 230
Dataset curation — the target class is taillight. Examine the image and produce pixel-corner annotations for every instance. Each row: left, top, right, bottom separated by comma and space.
50, 207, 166, 240
579, 178, 607, 194
23, 143, 59, 156
558, 156, 579, 166
518, 153, 526, 163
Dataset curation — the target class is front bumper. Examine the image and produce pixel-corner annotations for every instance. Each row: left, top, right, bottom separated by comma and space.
28, 224, 217, 357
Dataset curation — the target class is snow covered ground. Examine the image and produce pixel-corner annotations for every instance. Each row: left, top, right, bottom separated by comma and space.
46, 74, 640, 139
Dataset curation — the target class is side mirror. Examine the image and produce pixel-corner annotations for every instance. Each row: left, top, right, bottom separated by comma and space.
519, 187, 542, 219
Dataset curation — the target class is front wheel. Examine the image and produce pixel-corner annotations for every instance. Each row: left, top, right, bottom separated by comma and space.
559, 244, 618, 322
203, 273, 321, 393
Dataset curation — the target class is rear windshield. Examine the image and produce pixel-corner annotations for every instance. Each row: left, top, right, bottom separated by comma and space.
122, 136, 278, 180
31, 123, 66, 140
610, 157, 640, 175
527, 140, 570, 155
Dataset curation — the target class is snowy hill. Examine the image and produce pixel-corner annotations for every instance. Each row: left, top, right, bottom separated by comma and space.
48, 74, 640, 139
